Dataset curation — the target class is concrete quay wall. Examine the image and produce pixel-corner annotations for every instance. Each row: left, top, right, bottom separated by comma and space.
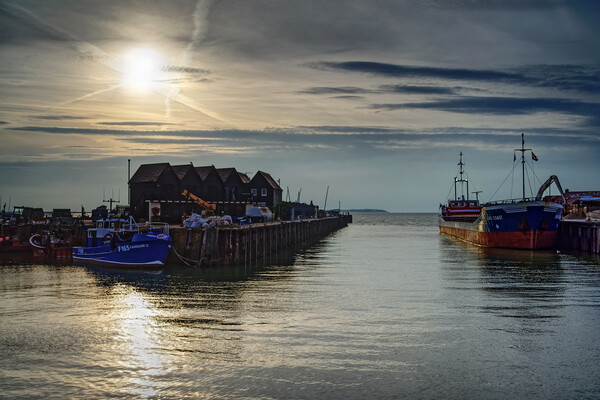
558, 220, 600, 254
167, 215, 352, 266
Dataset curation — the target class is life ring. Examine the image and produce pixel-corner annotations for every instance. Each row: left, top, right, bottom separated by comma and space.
103, 233, 114, 242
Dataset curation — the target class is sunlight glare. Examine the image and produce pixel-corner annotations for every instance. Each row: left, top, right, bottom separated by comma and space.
121, 48, 163, 92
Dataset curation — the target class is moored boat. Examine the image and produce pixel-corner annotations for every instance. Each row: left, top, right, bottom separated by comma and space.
0, 236, 30, 253
72, 216, 171, 269
29, 231, 72, 260
439, 135, 565, 250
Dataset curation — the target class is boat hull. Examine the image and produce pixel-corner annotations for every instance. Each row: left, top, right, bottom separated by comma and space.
439, 201, 562, 249
72, 235, 171, 269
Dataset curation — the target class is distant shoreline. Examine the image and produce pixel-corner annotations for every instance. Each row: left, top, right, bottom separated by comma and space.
341, 209, 388, 213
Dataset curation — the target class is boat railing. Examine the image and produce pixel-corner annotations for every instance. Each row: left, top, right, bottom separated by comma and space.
122, 216, 169, 234
484, 197, 539, 206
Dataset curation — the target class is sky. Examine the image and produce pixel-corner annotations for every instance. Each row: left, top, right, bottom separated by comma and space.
0, 0, 599, 213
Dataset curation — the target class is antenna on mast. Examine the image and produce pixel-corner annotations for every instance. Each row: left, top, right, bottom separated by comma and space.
514, 133, 532, 201
455, 152, 469, 201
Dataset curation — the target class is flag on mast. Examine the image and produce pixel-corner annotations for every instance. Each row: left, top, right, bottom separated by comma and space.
531, 152, 538, 161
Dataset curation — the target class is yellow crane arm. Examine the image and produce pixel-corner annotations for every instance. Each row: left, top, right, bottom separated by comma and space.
182, 190, 216, 211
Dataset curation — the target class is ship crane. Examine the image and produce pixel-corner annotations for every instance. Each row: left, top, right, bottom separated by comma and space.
535, 175, 566, 203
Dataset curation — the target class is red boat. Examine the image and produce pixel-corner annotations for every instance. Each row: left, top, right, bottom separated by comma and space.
0, 236, 30, 253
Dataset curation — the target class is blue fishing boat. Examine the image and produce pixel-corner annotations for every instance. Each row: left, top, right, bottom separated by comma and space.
72, 216, 171, 269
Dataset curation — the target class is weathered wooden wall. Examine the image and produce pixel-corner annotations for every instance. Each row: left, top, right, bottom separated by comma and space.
168, 215, 352, 266
558, 220, 600, 254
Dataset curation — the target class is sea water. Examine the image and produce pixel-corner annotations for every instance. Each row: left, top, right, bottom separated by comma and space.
0, 213, 599, 399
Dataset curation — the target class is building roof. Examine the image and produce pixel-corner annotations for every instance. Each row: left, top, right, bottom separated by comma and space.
238, 172, 251, 184
171, 164, 196, 180
545, 191, 600, 205
195, 165, 217, 181
253, 171, 282, 190
129, 163, 171, 183
216, 167, 236, 181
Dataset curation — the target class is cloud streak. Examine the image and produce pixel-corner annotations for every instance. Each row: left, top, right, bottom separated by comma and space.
310, 61, 600, 94
370, 96, 600, 120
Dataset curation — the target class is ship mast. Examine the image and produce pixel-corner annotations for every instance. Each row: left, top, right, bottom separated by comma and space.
454, 152, 469, 201
515, 133, 531, 201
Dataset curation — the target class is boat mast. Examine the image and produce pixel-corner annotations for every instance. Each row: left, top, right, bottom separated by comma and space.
455, 152, 469, 201
515, 133, 531, 201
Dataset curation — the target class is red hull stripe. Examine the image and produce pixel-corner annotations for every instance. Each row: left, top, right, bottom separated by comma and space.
439, 225, 558, 249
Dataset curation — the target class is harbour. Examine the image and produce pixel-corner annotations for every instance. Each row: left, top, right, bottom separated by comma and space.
1, 213, 599, 399
1, 2, 600, 398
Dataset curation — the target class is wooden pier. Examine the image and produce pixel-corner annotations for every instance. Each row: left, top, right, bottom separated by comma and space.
557, 220, 600, 254
167, 215, 352, 266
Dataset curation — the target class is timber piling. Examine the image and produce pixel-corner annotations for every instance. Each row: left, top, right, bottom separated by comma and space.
167, 214, 352, 267
557, 220, 600, 254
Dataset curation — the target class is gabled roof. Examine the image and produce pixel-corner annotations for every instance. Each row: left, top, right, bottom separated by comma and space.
195, 165, 218, 181
129, 163, 171, 183
252, 171, 282, 190
238, 172, 251, 184
171, 164, 197, 180
216, 167, 236, 182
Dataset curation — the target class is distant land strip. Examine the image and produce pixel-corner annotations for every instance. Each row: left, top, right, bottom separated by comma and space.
342, 209, 388, 213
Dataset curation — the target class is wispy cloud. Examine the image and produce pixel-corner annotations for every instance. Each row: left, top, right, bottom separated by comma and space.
298, 87, 374, 95
32, 115, 91, 120
370, 96, 600, 120
311, 61, 524, 82
310, 61, 600, 94
97, 122, 177, 126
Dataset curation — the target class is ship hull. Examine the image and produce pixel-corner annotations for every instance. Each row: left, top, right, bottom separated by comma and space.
72, 232, 171, 269
439, 201, 562, 249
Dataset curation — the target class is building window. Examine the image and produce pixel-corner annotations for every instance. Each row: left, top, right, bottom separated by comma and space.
251, 188, 257, 196
261, 188, 268, 197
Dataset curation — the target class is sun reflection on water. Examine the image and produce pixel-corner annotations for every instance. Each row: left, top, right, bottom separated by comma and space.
113, 287, 168, 397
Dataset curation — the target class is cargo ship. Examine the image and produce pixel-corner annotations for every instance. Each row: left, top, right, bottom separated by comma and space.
439, 134, 565, 249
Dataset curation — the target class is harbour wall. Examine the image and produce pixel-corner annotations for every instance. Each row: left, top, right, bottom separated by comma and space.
167, 214, 353, 266
558, 220, 600, 254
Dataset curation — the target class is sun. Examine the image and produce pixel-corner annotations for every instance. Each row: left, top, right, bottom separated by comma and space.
120, 48, 164, 92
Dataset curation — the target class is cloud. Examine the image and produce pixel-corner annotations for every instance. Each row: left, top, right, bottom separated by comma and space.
311, 61, 525, 82
379, 85, 458, 95
369, 96, 600, 120
161, 65, 209, 74
299, 85, 459, 95
97, 122, 177, 126
310, 61, 600, 94
182, 0, 214, 65
33, 115, 90, 120
298, 87, 373, 95
8, 125, 598, 154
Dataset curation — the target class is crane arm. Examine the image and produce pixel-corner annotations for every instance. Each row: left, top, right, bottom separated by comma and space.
535, 175, 566, 203
182, 190, 216, 211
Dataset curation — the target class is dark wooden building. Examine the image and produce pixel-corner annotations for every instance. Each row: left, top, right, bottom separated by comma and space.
172, 164, 204, 217
195, 165, 224, 202
217, 167, 250, 203
129, 163, 283, 222
129, 163, 180, 221
249, 171, 283, 208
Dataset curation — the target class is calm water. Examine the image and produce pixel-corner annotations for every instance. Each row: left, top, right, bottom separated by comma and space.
1, 213, 599, 399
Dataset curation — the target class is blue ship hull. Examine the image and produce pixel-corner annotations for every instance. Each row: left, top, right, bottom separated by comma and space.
439, 200, 563, 249
73, 232, 171, 269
